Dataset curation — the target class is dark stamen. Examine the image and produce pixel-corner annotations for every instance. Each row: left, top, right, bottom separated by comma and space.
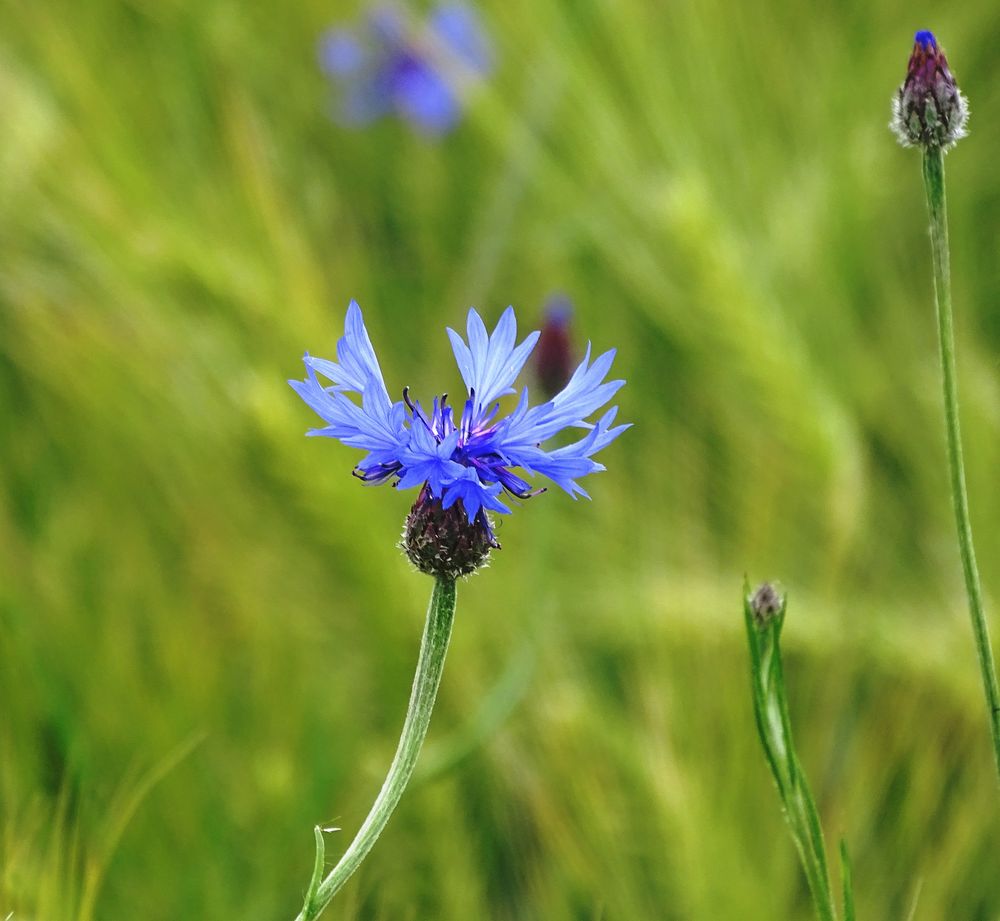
403, 386, 440, 437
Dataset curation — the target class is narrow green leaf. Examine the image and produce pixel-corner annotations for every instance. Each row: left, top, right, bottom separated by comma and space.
303, 825, 325, 911
840, 839, 856, 921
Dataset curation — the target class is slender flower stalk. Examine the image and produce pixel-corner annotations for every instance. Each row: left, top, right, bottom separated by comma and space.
922, 147, 1000, 779
296, 578, 457, 921
891, 31, 1000, 781
743, 583, 855, 921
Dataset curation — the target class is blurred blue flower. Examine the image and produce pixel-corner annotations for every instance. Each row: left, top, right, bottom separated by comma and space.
290, 302, 628, 537
318, 4, 493, 135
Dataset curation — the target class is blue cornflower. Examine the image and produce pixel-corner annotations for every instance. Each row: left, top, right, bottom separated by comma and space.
318, 4, 493, 136
290, 302, 628, 572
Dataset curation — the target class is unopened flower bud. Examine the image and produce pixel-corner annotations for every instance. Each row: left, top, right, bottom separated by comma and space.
890, 30, 968, 150
534, 296, 574, 399
750, 582, 784, 628
402, 486, 495, 580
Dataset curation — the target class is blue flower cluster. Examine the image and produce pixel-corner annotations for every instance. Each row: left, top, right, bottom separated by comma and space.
319, 4, 493, 135
291, 303, 628, 536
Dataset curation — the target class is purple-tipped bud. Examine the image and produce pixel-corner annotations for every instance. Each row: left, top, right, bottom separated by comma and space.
402, 486, 495, 579
891, 31, 969, 150
534, 296, 574, 399
749, 582, 784, 629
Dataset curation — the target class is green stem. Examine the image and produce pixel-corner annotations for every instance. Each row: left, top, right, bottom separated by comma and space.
922, 146, 1000, 782
295, 577, 458, 921
744, 590, 840, 921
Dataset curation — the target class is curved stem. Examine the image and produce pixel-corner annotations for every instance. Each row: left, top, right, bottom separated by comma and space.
296, 577, 458, 920
922, 146, 1000, 782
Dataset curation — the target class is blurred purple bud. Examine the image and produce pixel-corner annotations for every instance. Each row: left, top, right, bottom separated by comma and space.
534, 295, 574, 399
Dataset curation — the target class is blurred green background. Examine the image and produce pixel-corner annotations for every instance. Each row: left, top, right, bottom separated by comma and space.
3, 0, 1000, 918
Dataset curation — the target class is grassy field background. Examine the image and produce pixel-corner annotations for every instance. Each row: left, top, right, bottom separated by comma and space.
3, 0, 1000, 918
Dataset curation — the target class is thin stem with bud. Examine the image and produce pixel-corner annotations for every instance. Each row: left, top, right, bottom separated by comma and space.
743, 583, 854, 921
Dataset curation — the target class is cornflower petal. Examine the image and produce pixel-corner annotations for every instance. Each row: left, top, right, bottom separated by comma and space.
340, 77, 394, 124
447, 307, 540, 422
428, 3, 494, 73
397, 426, 464, 494
288, 361, 344, 426
290, 361, 408, 467
367, 5, 406, 43
499, 344, 623, 449
304, 301, 391, 407
442, 468, 511, 522
510, 407, 630, 498
319, 29, 369, 76
392, 63, 461, 134
587, 405, 632, 452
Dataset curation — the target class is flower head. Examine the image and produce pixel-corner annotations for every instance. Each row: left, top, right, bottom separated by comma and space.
891, 30, 969, 150
290, 301, 629, 568
318, 3, 493, 136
